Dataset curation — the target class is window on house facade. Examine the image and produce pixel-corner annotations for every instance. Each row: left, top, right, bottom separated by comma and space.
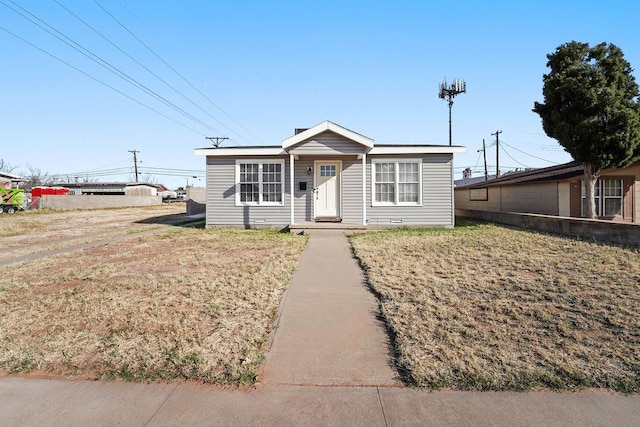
236, 160, 284, 205
581, 178, 623, 217
372, 160, 422, 206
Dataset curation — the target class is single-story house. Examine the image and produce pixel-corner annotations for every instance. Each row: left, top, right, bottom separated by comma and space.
195, 120, 465, 228
455, 160, 640, 222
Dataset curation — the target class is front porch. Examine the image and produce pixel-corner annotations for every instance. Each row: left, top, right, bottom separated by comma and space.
288, 221, 367, 233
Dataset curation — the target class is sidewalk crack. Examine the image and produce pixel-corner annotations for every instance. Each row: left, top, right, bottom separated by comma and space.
376, 387, 389, 427
144, 383, 179, 426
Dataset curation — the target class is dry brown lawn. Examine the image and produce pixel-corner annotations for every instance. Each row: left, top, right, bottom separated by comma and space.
0, 205, 190, 263
350, 221, 640, 392
0, 226, 306, 385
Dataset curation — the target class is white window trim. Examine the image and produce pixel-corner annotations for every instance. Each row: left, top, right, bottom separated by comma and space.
371, 158, 423, 207
580, 178, 623, 217
235, 159, 285, 207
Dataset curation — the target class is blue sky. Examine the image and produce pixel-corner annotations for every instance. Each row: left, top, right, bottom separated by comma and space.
2, 0, 639, 189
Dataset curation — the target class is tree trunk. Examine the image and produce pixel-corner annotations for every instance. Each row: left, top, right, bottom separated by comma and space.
583, 163, 599, 219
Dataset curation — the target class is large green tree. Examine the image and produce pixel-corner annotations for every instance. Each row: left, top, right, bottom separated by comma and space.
533, 41, 640, 218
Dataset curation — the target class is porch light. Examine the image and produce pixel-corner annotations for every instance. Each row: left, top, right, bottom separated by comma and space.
307, 166, 313, 175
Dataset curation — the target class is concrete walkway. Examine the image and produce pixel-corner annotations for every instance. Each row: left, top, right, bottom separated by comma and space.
1, 230, 639, 426
2, 377, 639, 426
262, 229, 399, 386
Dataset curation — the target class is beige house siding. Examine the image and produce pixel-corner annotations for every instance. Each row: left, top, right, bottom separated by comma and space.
455, 186, 501, 212
455, 183, 559, 215
501, 183, 559, 215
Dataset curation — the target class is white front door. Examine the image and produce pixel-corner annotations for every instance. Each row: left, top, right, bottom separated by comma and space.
315, 161, 340, 218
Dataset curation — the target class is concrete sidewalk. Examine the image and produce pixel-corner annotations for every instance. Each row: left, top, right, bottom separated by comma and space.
261, 229, 399, 386
1, 230, 639, 426
2, 377, 638, 426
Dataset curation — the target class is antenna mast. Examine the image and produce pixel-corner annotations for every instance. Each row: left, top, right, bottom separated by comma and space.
439, 79, 467, 146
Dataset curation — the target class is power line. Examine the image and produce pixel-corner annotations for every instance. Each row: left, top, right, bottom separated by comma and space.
2, 0, 221, 135
54, 0, 254, 145
137, 167, 205, 173
0, 24, 205, 135
51, 165, 206, 181
500, 140, 559, 164
93, 0, 263, 145
499, 144, 530, 168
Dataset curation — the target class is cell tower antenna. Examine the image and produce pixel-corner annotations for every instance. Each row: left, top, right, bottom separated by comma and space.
439, 78, 467, 146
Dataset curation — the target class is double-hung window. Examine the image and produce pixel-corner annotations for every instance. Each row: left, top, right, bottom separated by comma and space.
372, 160, 422, 206
581, 178, 623, 217
236, 160, 284, 205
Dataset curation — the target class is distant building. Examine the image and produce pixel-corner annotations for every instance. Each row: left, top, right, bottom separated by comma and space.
63, 182, 160, 196
0, 171, 27, 187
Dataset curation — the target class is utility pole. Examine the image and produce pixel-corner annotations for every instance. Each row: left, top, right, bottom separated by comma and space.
491, 130, 502, 177
439, 79, 467, 146
206, 136, 229, 148
477, 138, 488, 181
128, 149, 140, 182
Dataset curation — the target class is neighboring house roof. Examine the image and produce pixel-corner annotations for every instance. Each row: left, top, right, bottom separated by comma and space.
458, 161, 584, 189
454, 175, 498, 187
282, 120, 374, 150
0, 171, 27, 182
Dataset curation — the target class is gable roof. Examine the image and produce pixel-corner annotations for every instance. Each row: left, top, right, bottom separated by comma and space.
459, 161, 584, 189
282, 120, 374, 150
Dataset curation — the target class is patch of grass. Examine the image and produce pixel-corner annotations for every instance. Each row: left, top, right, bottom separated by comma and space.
0, 227, 307, 385
350, 223, 640, 393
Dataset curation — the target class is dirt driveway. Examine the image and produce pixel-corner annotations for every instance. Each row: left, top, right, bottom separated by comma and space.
0, 204, 199, 266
